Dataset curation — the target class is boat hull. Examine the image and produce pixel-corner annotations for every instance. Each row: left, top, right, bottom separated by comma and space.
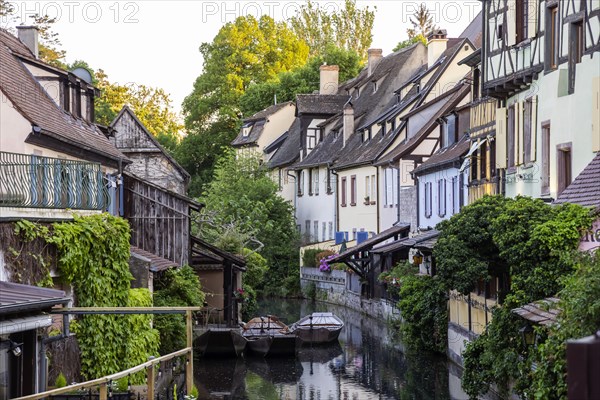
295, 326, 342, 344
194, 328, 247, 357
245, 334, 300, 357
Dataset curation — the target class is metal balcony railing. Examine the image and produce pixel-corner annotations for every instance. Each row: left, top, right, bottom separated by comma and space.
0, 151, 110, 210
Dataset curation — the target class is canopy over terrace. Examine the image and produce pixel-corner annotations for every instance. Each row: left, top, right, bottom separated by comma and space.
327, 224, 410, 298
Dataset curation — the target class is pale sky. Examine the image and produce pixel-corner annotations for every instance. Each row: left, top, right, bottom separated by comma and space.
2, 1, 482, 116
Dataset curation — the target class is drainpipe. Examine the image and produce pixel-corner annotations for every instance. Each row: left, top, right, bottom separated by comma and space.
39, 313, 70, 391
330, 165, 339, 234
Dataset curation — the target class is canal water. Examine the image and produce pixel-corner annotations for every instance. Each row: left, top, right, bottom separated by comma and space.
194, 299, 464, 399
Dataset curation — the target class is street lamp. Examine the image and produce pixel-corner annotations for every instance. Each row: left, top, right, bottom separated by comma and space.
520, 324, 536, 347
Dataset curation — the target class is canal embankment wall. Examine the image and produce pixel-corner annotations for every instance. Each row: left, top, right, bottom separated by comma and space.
300, 267, 401, 322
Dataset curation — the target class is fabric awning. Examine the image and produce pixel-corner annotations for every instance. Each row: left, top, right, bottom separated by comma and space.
459, 138, 487, 172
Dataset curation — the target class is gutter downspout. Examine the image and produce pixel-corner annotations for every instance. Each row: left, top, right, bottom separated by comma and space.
39, 312, 70, 391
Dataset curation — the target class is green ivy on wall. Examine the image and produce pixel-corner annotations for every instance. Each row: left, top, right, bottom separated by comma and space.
15, 214, 160, 381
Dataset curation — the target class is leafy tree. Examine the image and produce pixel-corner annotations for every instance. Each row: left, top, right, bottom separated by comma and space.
393, 34, 427, 52
406, 3, 437, 38
183, 15, 308, 129
29, 14, 67, 68
199, 149, 299, 296
289, 0, 375, 59
240, 45, 362, 116
154, 266, 205, 355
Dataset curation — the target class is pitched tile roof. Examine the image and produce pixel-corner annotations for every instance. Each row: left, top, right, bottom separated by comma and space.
554, 152, 600, 211
268, 118, 301, 168
231, 120, 265, 147
412, 134, 470, 176
293, 129, 344, 169
296, 94, 350, 115
130, 245, 178, 272
0, 281, 69, 315
245, 101, 293, 122
0, 30, 127, 164
375, 83, 470, 165
459, 10, 483, 48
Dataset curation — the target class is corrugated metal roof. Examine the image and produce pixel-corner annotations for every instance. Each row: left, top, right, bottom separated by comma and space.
0, 281, 69, 315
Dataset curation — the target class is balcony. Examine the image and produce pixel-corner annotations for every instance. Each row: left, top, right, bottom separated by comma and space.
0, 152, 110, 211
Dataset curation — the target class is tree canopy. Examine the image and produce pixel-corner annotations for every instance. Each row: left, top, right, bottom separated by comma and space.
289, 0, 375, 59
239, 45, 362, 116
406, 3, 437, 38
198, 149, 300, 296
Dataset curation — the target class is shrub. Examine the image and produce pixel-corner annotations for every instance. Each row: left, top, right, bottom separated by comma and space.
302, 248, 325, 268
55, 372, 67, 388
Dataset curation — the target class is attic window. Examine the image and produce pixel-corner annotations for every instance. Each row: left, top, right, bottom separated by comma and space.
381, 123, 387, 136
362, 128, 371, 142
396, 93, 401, 104
372, 81, 378, 93
414, 82, 421, 93
242, 122, 253, 137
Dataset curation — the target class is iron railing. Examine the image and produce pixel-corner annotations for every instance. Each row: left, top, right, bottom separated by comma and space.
0, 151, 110, 210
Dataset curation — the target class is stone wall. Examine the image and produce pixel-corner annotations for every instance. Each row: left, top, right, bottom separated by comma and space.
399, 186, 418, 231
127, 153, 186, 195
300, 267, 401, 322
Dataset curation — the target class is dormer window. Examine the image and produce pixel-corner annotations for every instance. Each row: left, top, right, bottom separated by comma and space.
391, 119, 396, 131
355, 87, 360, 98
372, 81, 378, 93
242, 122, 253, 137
396, 93, 401, 104
362, 128, 371, 142
381, 123, 387, 136
414, 82, 421, 94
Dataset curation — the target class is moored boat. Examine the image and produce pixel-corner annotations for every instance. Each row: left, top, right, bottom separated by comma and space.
242, 315, 300, 357
194, 327, 247, 357
290, 312, 344, 344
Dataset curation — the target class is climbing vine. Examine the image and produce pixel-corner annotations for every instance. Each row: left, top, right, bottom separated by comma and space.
12, 214, 160, 381
431, 196, 594, 398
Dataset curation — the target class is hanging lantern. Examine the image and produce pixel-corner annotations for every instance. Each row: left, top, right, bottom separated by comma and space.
413, 251, 423, 265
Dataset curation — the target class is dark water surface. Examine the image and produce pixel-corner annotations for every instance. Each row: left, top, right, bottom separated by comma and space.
194, 299, 460, 399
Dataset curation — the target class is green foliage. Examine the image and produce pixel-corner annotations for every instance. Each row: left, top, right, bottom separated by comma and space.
154, 266, 205, 355
525, 252, 600, 399
302, 248, 325, 268
199, 149, 299, 296
289, 0, 375, 59
241, 248, 268, 291
190, 385, 199, 399
55, 372, 67, 388
18, 215, 160, 380
303, 281, 317, 301
393, 34, 427, 52
240, 283, 258, 321
240, 45, 362, 117
125, 289, 160, 384
398, 274, 448, 353
431, 196, 594, 398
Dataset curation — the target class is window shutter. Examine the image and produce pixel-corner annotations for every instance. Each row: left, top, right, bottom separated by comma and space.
507, 1, 517, 46
527, 0, 538, 39
593, 77, 600, 152
385, 169, 393, 205
530, 96, 538, 161
496, 107, 508, 168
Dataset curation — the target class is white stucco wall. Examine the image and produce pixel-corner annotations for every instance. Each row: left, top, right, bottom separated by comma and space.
337, 165, 379, 237
296, 165, 336, 243
505, 52, 600, 199
416, 167, 469, 230
256, 104, 295, 153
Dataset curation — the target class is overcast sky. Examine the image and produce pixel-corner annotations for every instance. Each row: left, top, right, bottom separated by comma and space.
3, 1, 482, 115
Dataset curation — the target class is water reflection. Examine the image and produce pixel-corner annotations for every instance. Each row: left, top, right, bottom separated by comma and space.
194, 299, 454, 399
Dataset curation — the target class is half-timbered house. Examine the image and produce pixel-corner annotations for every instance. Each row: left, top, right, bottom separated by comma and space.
482, 0, 600, 200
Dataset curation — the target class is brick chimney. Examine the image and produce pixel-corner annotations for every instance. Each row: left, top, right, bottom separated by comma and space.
367, 48, 383, 76
16, 26, 39, 58
343, 101, 354, 147
427, 29, 448, 65
320, 64, 339, 95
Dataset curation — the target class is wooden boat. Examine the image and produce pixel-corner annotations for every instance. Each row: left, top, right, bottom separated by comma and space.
193, 326, 247, 357
242, 316, 301, 357
290, 312, 344, 344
